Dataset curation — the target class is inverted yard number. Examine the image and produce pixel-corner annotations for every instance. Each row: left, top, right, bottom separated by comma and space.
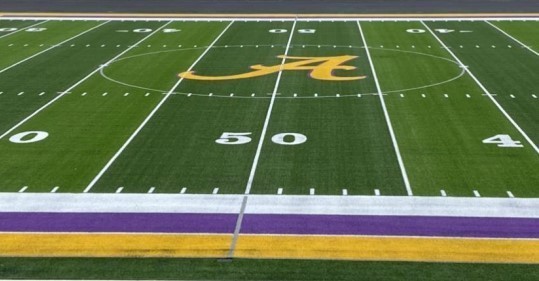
116, 28, 181, 33
0, 27, 46, 32
269, 29, 316, 34
482, 134, 523, 148
9, 131, 49, 144
216, 132, 307, 145
407, 29, 460, 34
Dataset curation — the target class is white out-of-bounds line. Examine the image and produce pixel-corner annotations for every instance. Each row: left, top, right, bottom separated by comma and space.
421, 21, 539, 155
84, 21, 234, 193
0, 21, 110, 75
0, 21, 173, 141
0, 20, 48, 40
228, 20, 297, 259
485, 21, 539, 57
357, 21, 413, 196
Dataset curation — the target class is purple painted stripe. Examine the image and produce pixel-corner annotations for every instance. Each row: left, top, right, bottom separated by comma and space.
0, 212, 237, 233
241, 214, 539, 238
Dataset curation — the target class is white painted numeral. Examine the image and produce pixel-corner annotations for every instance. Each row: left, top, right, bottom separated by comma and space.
434, 29, 455, 33
482, 134, 523, 148
0, 27, 18, 32
406, 29, 426, 33
271, 133, 307, 145
269, 29, 288, 33
298, 29, 316, 34
215, 132, 252, 145
163, 28, 181, 33
133, 28, 153, 33
9, 131, 49, 144
25, 27, 47, 32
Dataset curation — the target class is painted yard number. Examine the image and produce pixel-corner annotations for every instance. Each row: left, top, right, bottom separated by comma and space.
482, 134, 523, 148
216, 132, 307, 145
9, 131, 49, 143
269, 29, 316, 34
0, 27, 46, 32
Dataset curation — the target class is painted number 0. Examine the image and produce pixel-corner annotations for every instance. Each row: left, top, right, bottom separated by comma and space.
216, 132, 307, 145
9, 131, 49, 143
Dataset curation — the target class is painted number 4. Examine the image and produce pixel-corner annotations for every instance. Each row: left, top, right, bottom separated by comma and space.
216, 132, 307, 145
482, 134, 523, 148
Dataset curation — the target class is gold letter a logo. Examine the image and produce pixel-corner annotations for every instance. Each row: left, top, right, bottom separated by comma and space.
178, 55, 366, 81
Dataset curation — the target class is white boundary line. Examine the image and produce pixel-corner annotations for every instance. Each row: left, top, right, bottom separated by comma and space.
0, 21, 173, 141
84, 21, 235, 193
421, 21, 539, 154
228, 20, 298, 258
1, 16, 539, 21
357, 21, 413, 196
485, 20, 539, 56
0, 20, 48, 39
0, 21, 110, 75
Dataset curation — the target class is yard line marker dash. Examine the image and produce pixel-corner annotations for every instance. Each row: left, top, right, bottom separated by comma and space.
38, 92, 45, 96
277, 188, 283, 195
212, 187, 219, 194
422, 21, 539, 155
0, 21, 174, 142
0, 21, 109, 75
180, 187, 187, 194
102, 92, 108, 96
17, 92, 24, 96
115, 187, 124, 193
440, 189, 447, 197
309, 188, 315, 195
510, 94, 515, 98
374, 189, 381, 196
51, 186, 59, 193
486, 21, 539, 57
84, 21, 234, 193
229, 20, 297, 259
507, 191, 515, 198
532, 94, 537, 99
473, 190, 481, 197
358, 21, 412, 196
18, 186, 28, 193
342, 189, 348, 196
148, 187, 155, 193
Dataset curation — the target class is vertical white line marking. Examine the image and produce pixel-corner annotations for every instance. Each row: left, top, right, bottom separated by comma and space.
0, 21, 109, 75
357, 21, 413, 196
421, 21, 539, 155
228, 20, 297, 259
84, 21, 234, 193
486, 21, 539, 57
0, 21, 173, 141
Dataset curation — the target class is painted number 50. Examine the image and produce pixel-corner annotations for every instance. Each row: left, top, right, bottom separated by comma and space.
216, 132, 307, 145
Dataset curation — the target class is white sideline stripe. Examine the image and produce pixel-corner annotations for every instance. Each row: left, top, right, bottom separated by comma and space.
0, 20, 48, 40
421, 21, 539, 155
0, 21, 172, 141
486, 21, 539, 57
228, 20, 297, 258
0, 21, 109, 75
357, 21, 413, 196
84, 21, 234, 193
2, 193, 538, 218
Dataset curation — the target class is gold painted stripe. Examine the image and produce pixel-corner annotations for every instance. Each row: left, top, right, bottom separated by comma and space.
235, 235, 539, 263
0, 233, 231, 258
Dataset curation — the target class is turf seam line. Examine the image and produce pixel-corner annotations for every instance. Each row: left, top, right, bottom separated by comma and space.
485, 20, 539, 57
0, 19, 48, 40
0, 20, 109, 75
421, 21, 539, 155
227, 19, 298, 259
357, 21, 413, 196
0, 20, 171, 142
84, 20, 235, 193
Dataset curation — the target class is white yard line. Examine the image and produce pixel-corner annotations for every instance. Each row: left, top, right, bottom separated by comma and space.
228, 20, 297, 258
0, 20, 48, 40
357, 21, 413, 196
421, 21, 539, 155
485, 21, 539, 57
0, 21, 110, 75
0, 21, 173, 141
84, 21, 234, 193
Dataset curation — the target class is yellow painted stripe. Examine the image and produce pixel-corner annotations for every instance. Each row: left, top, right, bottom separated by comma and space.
0, 233, 231, 258
235, 235, 539, 263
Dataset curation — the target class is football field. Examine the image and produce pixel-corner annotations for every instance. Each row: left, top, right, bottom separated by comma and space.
0, 16, 538, 269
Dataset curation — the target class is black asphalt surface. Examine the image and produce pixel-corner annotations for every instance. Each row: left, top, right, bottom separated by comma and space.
0, 0, 538, 14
